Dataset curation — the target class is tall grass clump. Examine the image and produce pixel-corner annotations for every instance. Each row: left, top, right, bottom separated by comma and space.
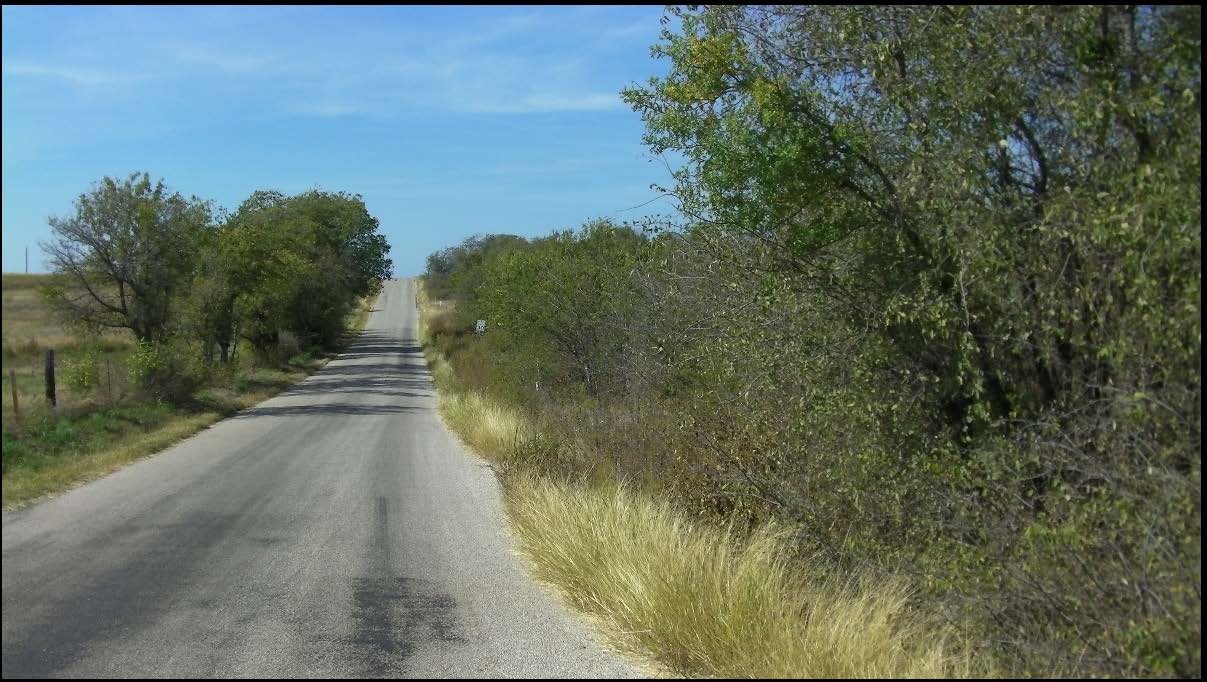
438, 390, 531, 462
505, 472, 973, 678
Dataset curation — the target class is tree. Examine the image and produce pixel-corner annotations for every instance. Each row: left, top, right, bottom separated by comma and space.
424, 233, 528, 301
42, 172, 211, 342
474, 221, 647, 395
221, 189, 392, 355
182, 223, 239, 363
284, 190, 392, 345
623, 6, 1200, 676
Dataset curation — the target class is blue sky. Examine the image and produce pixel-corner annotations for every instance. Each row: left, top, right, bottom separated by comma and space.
1, 5, 676, 275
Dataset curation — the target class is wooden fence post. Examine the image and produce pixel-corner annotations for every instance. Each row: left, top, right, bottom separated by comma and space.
45, 349, 56, 408
8, 367, 19, 426
106, 358, 114, 405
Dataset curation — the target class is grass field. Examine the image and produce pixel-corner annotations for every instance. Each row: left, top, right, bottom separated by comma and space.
2, 273, 136, 417
1, 273, 377, 509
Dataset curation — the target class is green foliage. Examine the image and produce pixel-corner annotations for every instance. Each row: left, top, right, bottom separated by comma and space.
126, 339, 208, 404
219, 189, 392, 356
424, 5, 1199, 677
288, 345, 325, 368
34, 173, 391, 403
617, 6, 1200, 677
60, 348, 101, 393
625, 5, 1201, 434
41, 172, 212, 342
2, 402, 175, 474
181, 226, 239, 364
421, 222, 655, 405
472, 221, 648, 396
424, 234, 527, 301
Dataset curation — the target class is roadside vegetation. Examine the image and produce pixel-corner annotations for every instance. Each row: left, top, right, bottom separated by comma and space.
420, 6, 1200, 679
420, 278, 977, 679
2, 175, 389, 509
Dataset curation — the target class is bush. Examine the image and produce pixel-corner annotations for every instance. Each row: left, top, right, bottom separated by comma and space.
61, 349, 101, 393
127, 339, 208, 404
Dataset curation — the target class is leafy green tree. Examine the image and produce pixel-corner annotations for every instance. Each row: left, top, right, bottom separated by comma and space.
181, 223, 240, 363
283, 190, 392, 345
425, 234, 528, 301
221, 189, 392, 356
625, 5, 1201, 433
623, 5, 1200, 676
42, 172, 212, 342
474, 221, 648, 396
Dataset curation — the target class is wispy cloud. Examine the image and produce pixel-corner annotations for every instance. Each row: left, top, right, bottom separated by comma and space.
599, 18, 662, 42
440, 11, 547, 50
466, 93, 622, 114
2, 61, 146, 86
294, 100, 366, 118
166, 41, 278, 75
4, 6, 654, 119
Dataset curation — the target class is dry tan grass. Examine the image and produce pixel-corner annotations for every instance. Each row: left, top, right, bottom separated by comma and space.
439, 389, 530, 460
2, 273, 133, 353
506, 473, 974, 678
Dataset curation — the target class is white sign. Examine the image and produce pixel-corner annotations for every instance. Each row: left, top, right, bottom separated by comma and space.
474, 319, 486, 335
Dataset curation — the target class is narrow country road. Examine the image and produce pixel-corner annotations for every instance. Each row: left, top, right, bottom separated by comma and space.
2, 278, 637, 678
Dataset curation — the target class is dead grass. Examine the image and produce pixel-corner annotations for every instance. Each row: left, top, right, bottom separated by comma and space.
439, 390, 531, 460
3, 273, 135, 422
507, 473, 973, 678
2, 273, 132, 355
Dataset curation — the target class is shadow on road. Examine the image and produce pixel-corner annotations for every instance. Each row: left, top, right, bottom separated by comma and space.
232, 331, 435, 418
233, 403, 422, 419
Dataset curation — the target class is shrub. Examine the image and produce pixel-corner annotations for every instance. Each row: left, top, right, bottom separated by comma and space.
127, 339, 208, 404
61, 349, 101, 393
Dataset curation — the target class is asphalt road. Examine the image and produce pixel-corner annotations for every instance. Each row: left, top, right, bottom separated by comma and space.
2, 278, 637, 679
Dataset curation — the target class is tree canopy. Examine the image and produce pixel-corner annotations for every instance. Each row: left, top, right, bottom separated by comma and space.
42, 172, 212, 342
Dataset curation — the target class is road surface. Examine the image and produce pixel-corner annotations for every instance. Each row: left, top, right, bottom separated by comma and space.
2, 278, 637, 678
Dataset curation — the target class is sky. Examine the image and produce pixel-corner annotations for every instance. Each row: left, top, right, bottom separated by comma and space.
1, 5, 677, 276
